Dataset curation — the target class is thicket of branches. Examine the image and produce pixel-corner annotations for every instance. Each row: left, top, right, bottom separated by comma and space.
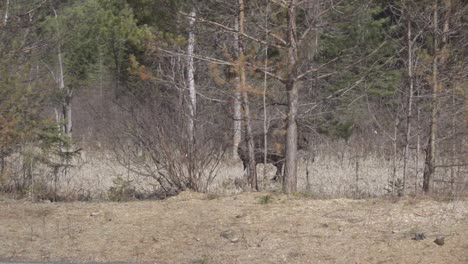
0, 0, 466, 199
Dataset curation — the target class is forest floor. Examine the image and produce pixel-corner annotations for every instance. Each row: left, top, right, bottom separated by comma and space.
1, 192, 467, 264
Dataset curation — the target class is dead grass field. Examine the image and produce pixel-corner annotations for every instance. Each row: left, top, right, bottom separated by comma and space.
1, 192, 467, 264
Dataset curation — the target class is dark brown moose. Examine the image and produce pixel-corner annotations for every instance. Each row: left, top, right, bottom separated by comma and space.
238, 119, 308, 182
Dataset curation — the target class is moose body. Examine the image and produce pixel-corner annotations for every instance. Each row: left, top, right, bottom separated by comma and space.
238, 138, 285, 181
237, 119, 308, 182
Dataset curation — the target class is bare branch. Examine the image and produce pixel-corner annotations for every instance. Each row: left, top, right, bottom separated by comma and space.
252, 66, 286, 83
296, 40, 388, 81
158, 47, 233, 66
179, 11, 286, 50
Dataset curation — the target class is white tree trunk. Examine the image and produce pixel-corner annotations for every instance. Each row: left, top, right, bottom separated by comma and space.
232, 21, 242, 159
233, 91, 242, 159
3, 0, 9, 25
53, 8, 72, 138
187, 9, 197, 144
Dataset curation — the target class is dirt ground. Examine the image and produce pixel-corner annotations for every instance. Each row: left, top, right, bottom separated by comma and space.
0, 192, 467, 264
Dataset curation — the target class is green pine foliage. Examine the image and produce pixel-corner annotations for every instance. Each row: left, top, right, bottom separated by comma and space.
319, 1, 400, 98
314, 1, 402, 136
41, 0, 150, 89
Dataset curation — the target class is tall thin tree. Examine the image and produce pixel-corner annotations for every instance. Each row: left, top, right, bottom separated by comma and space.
423, 0, 439, 193
402, 12, 414, 196
238, 0, 257, 190
233, 20, 242, 160
283, 0, 299, 194
52, 7, 72, 139
187, 9, 197, 145
3, 0, 9, 25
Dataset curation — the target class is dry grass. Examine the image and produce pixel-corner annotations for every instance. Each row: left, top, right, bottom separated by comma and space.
12, 147, 459, 201
1, 192, 467, 264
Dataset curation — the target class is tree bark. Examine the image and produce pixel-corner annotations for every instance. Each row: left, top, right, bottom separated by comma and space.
392, 113, 399, 195
186, 9, 197, 189
443, 0, 453, 192
53, 8, 72, 139
187, 9, 197, 145
232, 20, 242, 160
63, 89, 72, 137
3, 0, 9, 25
416, 106, 420, 194
283, 0, 299, 194
402, 17, 414, 196
238, 0, 257, 190
423, 1, 439, 193
233, 92, 242, 159
263, 2, 270, 185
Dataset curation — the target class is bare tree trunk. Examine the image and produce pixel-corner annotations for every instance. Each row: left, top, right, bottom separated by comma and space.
186, 9, 197, 189
402, 18, 414, 196
442, 0, 450, 46
442, 0, 453, 193
416, 97, 421, 194
283, 0, 299, 194
233, 94, 242, 159
53, 8, 72, 139
63, 90, 72, 137
3, 0, 9, 25
423, 1, 439, 193
263, 2, 270, 185
0, 148, 4, 176
238, 0, 257, 190
355, 151, 360, 198
392, 113, 399, 195
450, 89, 456, 193
187, 9, 197, 145
232, 21, 242, 160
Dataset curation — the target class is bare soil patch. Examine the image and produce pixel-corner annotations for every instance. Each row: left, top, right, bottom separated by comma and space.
1, 192, 467, 264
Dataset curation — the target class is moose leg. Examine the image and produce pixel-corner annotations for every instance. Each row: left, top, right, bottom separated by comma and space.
242, 160, 248, 177
233, 160, 248, 190
272, 161, 283, 182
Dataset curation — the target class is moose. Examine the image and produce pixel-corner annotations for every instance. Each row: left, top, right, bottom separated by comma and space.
237, 119, 309, 182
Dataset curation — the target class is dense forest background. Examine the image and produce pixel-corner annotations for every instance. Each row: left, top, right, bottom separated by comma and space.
0, 0, 466, 201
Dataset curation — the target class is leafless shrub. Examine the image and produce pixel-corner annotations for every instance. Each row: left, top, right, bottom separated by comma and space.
108, 89, 228, 197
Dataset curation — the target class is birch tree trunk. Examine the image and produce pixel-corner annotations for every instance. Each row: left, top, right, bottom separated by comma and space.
283, 0, 299, 194
233, 92, 242, 159
232, 21, 242, 160
238, 0, 257, 190
423, 1, 439, 193
53, 8, 72, 139
186, 9, 197, 189
187, 9, 197, 145
3, 0, 9, 25
232, 94, 242, 160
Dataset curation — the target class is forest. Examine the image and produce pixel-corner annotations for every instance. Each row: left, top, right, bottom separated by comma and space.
0, 0, 466, 201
